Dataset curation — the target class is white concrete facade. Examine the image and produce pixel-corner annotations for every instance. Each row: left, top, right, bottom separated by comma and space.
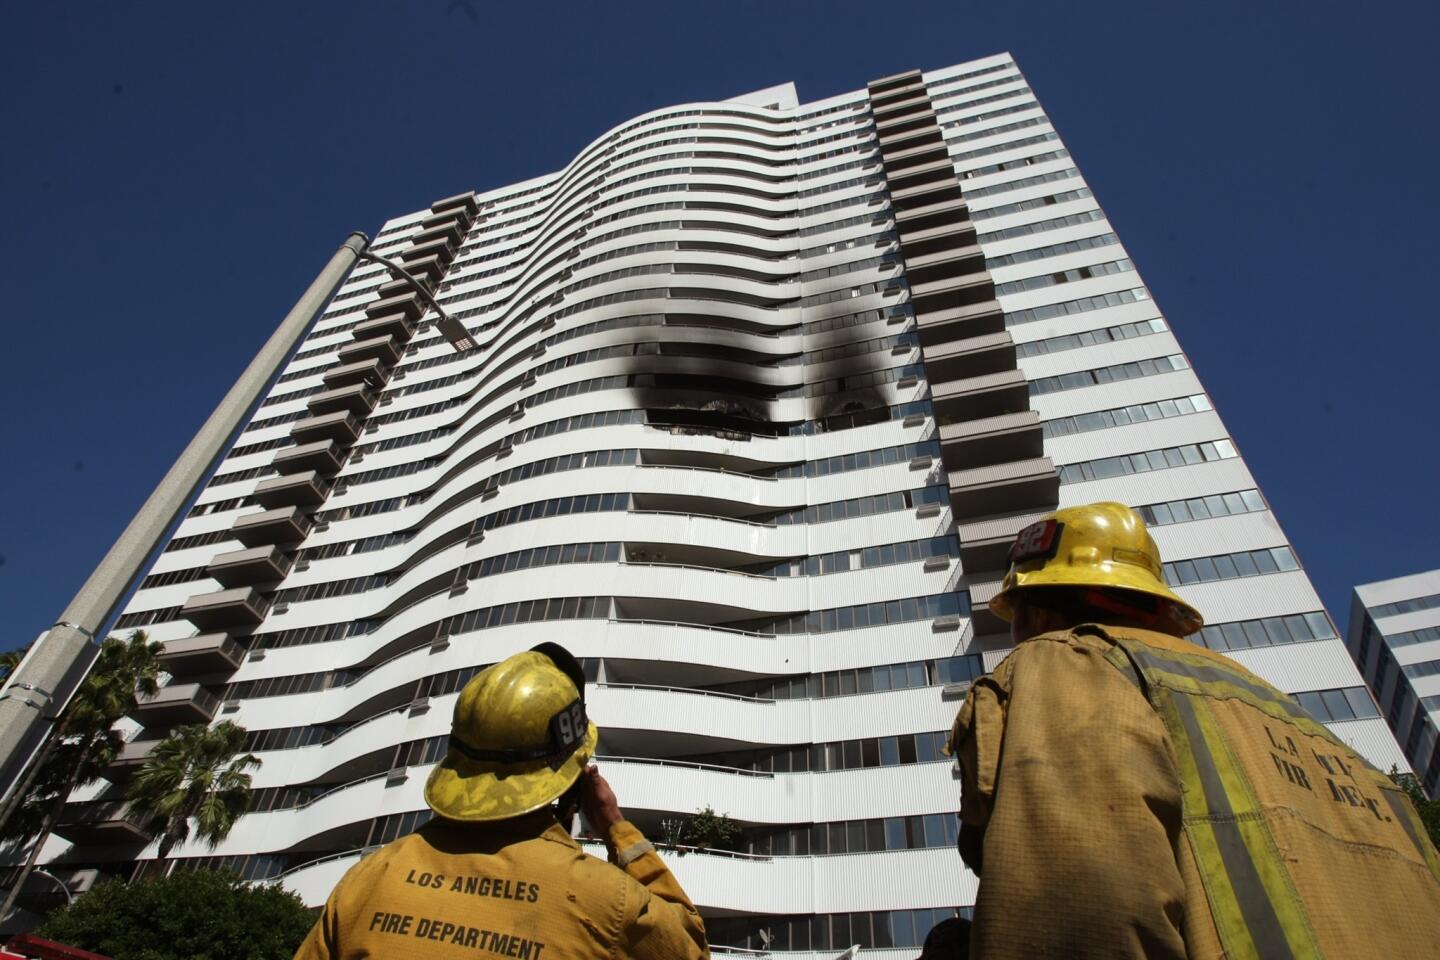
1348, 569, 1440, 795
40, 52, 1403, 954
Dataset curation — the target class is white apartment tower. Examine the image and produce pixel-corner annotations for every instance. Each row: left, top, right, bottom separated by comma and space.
1348, 570, 1440, 797
38, 53, 1407, 953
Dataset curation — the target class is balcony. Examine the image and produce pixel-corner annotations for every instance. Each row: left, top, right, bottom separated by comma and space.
375, 277, 423, 300
956, 511, 1050, 577
206, 544, 293, 588
337, 335, 401, 367
363, 292, 423, 322
290, 409, 361, 445
430, 191, 478, 217
895, 195, 970, 237
930, 368, 1029, 424
886, 157, 955, 194
400, 253, 445, 281
870, 91, 931, 122
230, 505, 312, 547
867, 69, 924, 98
878, 123, 943, 154
409, 219, 466, 247
104, 739, 159, 781
179, 586, 271, 631
903, 242, 985, 286
879, 138, 949, 172
400, 238, 457, 266
948, 457, 1059, 522
272, 439, 345, 475
419, 207, 473, 232
938, 409, 1042, 470
914, 298, 1006, 347
157, 632, 247, 675
353, 312, 416, 343
133, 682, 221, 726
53, 801, 152, 846
322, 357, 389, 389
306, 383, 377, 417
253, 469, 331, 508
874, 106, 936, 137
921, 330, 1015, 384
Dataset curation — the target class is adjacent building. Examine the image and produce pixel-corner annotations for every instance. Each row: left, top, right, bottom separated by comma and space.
28, 52, 1407, 953
1347, 571, 1440, 796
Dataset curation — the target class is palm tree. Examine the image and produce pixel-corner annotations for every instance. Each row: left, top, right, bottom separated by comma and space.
126, 721, 260, 878
0, 631, 162, 919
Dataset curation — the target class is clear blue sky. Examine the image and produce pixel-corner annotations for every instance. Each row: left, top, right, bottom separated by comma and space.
2, 1, 1437, 650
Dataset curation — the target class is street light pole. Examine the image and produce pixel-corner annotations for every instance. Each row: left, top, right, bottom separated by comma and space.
0, 232, 371, 811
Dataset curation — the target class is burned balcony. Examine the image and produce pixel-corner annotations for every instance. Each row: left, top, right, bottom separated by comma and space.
364, 292, 423, 322
322, 357, 389, 389
353, 312, 416, 343
306, 382, 378, 417
206, 544, 293, 588
133, 682, 221, 726
179, 587, 270, 631
272, 439, 345, 475
290, 409, 361, 445
253, 469, 331, 508
157, 632, 247, 675
53, 801, 152, 846
867, 69, 925, 99
948, 457, 1060, 523
338, 335, 402, 368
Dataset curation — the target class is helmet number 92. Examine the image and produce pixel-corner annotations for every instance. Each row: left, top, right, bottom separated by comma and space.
1010, 519, 1063, 564
552, 701, 587, 750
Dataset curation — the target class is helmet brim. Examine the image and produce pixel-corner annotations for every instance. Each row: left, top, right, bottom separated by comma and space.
424, 721, 598, 822
990, 562, 1204, 635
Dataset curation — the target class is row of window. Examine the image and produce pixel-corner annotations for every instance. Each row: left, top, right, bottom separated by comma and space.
988, 231, 1118, 270
972, 185, 1092, 223
1058, 438, 1238, 484
758, 535, 958, 578
750, 811, 958, 858
743, 591, 968, 636
1030, 353, 1188, 396
695, 729, 951, 774
709, 905, 961, 953
1042, 393, 1209, 440
1192, 611, 1337, 654
1403, 660, 1440, 680
714, 654, 983, 702
1371, 592, 1440, 619
1295, 686, 1379, 723
1136, 488, 1266, 528
966, 166, 1079, 203
773, 484, 949, 526
1387, 626, 1440, 648
138, 565, 211, 591
1162, 546, 1300, 586
1019, 316, 1167, 360
962, 148, 1071, 186
1006, 285, 1148, 330
996, 257, 1134, 297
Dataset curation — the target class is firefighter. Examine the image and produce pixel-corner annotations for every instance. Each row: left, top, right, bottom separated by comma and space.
948, 502, 1440, 958
294, 642, 708, 959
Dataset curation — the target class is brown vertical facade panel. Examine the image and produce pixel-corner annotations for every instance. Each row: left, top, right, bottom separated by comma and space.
865, 74, 1058, 644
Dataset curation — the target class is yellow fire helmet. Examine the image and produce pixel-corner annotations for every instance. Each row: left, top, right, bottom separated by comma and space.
989, 501, 1204, 635
424, 642, 599, 822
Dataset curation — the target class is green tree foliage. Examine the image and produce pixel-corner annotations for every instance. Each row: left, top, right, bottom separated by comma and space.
1390, 767, 1440, 850
127, 721, 260, 876
33, 869, 314, 960
680, 805, 743, 850
0, 632, 162, 918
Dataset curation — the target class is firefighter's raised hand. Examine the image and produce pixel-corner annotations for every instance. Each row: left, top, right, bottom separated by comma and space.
580, 764, 624, 833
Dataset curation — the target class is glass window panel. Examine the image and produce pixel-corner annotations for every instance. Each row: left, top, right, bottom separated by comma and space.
1294, 691, 1327, 719
898, 736, 918, 764
1232, 552, 1259, 577
867, 820, 886, 853
879, 736, 900, 766
1344, 687, 1378, 719
1304, 612, 1333, 638
1252, 550, 1279, 574
1192, 557, 1219, 582
861, 739, 881, 768
1321, 689, 1354, 721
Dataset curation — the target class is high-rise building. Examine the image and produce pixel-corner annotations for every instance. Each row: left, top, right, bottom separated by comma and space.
1347, 570, 1440, 797
34, 51, 1407, 952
